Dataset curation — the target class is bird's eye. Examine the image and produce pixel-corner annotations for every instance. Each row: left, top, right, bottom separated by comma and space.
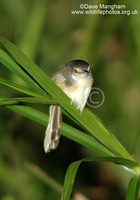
74, 68, 78, 74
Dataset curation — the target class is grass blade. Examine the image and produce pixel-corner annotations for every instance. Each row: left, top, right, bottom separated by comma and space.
126, 176, 140, 200
0, 99, 18, 105
0, 95, 115, 157
0, 49, 44, 94
61, 160, 82, 200
0, 96, 57, 105
61, 157, 140, 200
0, 76, 44, 98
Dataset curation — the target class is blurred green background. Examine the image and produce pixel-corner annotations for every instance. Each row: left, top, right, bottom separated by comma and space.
0, 0, 140, 199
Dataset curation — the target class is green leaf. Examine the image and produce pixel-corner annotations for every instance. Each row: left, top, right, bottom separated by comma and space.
0, 36, 133, 160
0, 76, 44, 98
61, 160, 82, 200
0, 49, 44, 94
126, 176, 140, 200
0, 96, 57, 105
61, 157, 140, 200
0, 99, 18, 105
0, 95, 115, 157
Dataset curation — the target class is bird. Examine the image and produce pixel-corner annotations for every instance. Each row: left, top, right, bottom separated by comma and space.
44, 59, 93, 153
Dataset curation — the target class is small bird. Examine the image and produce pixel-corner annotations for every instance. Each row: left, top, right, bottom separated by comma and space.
44, 59, 93, 153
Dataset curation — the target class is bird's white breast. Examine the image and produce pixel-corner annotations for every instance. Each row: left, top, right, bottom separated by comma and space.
63, 77, 92, 111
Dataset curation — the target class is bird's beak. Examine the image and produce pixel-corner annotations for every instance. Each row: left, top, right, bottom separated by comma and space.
86, 66, 91, 73
82, 66, 91, 73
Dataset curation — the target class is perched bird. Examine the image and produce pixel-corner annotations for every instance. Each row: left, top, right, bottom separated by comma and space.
44, 59, 93, 153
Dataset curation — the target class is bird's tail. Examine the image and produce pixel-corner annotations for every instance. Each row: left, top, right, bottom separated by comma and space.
44, 105, 62, 153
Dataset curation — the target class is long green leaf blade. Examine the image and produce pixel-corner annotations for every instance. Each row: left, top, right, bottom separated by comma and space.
0, 49, 44, 94
0, 95, 115, 157
0, 96, 57, 105
0, 76, 44, 98
61, 160, 82, 200
61, 157, 140, 200
126, 176, 140, 200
